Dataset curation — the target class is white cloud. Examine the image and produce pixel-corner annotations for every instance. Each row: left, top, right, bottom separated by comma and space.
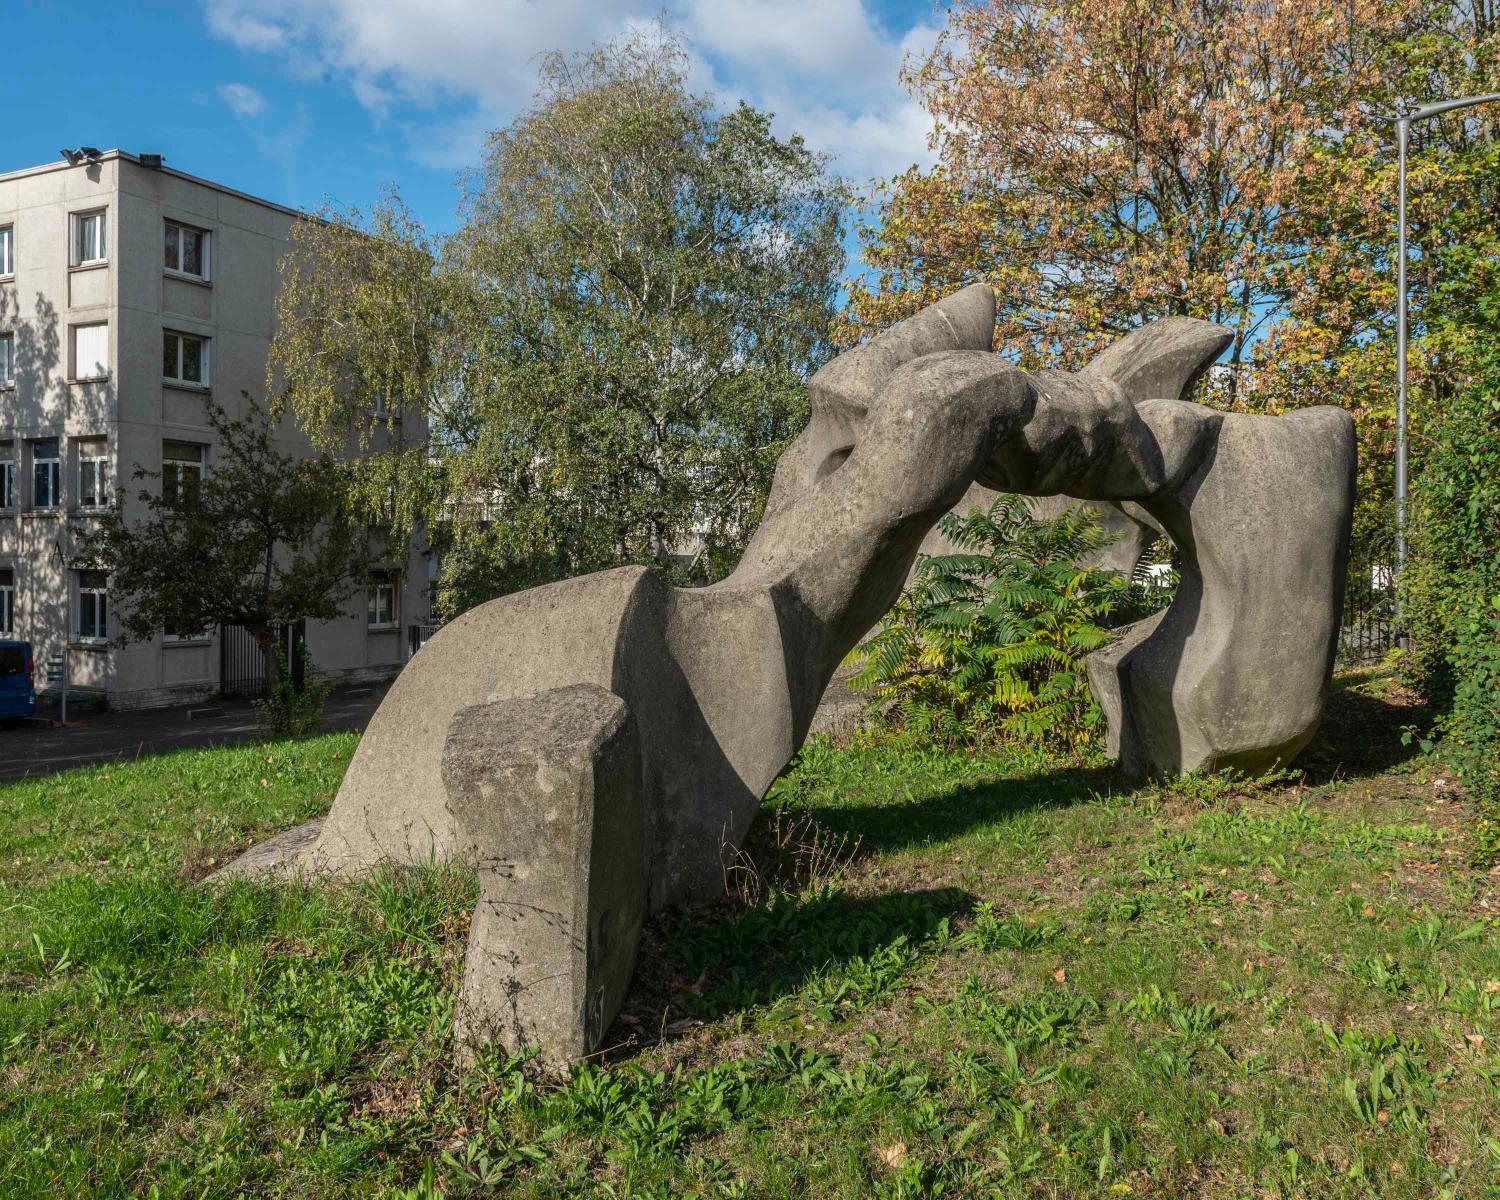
218, 81, 268, 118
201, 0, 939, 182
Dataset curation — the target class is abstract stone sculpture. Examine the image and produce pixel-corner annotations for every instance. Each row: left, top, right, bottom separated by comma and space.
220, 284, 1354, 1069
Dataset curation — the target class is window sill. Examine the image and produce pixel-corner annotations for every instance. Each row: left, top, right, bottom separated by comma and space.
163, 270, 211, 288
0, 383, 14, 392
69, 261, 108, 273
69, 640, 109, 651
366, 624, 399, 634
0, 274, 12, 284
69, 506, 112, 517
21, 509, 62, 519
70, 376, 110, 385
164, 637, 211, 648
163, 380, 211, 394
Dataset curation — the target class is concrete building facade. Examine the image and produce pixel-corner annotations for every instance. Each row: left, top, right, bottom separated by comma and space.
0, 150, 428, 709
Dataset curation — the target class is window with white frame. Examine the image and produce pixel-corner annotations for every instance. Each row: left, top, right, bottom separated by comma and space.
31, 439, 60, 508
72, 209, 107, 265
162, 330, 209, 387
0, 224, 12, 276
164, 221, 210, 281
77, 439, 108, 508
0, 443, 13, 509
367, 576, 397, 628
72, 323, 108, 381
0, 569, 13, 635
76, 570, 108, 641
162, 440, 205, 503
0, 332, 13, 387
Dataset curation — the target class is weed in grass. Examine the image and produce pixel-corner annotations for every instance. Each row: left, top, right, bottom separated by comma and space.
721, 802, 862, 907
1351, 952, 1410, 995
960, 901, 1059, 951
1404, 909, 1485, 952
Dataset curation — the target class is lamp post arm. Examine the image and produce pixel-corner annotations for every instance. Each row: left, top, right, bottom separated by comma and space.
1404, 92, 1500, 123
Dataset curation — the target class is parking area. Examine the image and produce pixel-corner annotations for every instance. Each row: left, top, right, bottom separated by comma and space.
0, 685, 388, 782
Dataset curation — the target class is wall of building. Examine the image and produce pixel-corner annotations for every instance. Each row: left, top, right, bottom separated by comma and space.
0, 152, 427, 710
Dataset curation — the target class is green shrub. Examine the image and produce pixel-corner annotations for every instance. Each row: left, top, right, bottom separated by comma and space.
847, 496, 1140, 751
1404, 288, 1500, 861
254, 646, 334, 739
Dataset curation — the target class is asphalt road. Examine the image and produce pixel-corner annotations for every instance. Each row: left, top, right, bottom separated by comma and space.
0, 686, 387, 782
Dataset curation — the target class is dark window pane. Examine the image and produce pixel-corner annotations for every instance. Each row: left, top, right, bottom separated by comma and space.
181, 337, 202, 383
183, 229, 203, 276
163, 333, 178, 379
165, 224, 178, 271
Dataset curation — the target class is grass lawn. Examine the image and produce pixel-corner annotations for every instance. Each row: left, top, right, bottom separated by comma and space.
2, 668, 1498, 1198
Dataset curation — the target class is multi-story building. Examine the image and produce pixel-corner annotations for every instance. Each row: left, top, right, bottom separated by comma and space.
0, 149, 428, 709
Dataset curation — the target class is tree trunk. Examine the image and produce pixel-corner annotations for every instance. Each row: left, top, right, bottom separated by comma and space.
256, 629, 281, 695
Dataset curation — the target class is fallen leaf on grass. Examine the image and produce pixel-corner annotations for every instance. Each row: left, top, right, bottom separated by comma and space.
873, 1142, 907, 1170
1052, 967, 1067, 984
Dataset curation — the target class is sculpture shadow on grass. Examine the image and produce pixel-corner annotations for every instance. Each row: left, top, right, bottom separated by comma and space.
615, 885, 975, 1044
800, 764, 1112, 856
1295, 675, 1433, 785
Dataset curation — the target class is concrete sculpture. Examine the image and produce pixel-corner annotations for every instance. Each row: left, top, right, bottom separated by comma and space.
221, 284, 1354, 1070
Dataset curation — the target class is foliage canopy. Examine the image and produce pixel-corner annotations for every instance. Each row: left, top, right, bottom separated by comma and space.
273, 31, 847, 615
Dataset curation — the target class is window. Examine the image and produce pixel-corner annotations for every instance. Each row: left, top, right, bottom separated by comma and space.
76, 570, 108, 642
0, 224, 12, 276
373, 390, 404, 419
0, 569, 13, 635
77, 439, 108, 508
162, 440, 204, 503
164, 221, 209, 281
32, 440, 60, 508
162, 330, 209, 387
0, 443, 12, 508
367, 577, 397, 628
0, 332, 12, 387
72, 323, 108, 381
73, 210, 107, 265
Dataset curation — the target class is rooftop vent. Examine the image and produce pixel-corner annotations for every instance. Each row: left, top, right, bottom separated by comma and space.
138, 153, 164, 169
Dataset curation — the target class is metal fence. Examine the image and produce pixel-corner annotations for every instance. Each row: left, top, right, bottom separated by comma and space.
1338, 538, 1400, 667
407, 623, 442, 657
219, 621, 307, 699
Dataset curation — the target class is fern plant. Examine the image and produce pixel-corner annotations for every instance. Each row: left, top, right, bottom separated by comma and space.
848, 496, 1138, 751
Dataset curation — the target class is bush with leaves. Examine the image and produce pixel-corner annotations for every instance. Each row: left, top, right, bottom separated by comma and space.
1403, 280, 1500, 861
254, 647, 334, 739
847, 497, 1138, 752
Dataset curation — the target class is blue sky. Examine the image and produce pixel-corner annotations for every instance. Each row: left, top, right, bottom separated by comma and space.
3, 1, 943, 236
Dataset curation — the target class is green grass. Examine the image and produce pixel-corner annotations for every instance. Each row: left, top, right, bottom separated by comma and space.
2, 672, 1498, 1197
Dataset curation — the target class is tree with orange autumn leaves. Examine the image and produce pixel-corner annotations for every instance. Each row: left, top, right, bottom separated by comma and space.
848, 0, 1500, 536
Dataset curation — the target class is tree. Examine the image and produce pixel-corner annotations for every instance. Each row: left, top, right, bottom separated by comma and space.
850, 0, 1500, 550
272, 29, 848, 613
847, 0, 1410, 383
82, 397, 374, 688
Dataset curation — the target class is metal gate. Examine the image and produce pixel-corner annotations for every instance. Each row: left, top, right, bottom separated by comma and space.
1337, 538, 1400, 667
219, 621, 306, 699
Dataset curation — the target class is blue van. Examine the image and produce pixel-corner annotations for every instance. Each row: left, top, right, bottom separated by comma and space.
0, 640, 36, 728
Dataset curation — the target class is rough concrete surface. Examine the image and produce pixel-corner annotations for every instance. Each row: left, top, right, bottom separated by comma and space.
444, 686, 643, 1071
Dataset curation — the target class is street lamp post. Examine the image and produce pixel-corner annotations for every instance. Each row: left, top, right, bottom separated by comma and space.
1392, 93, 1500, 603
